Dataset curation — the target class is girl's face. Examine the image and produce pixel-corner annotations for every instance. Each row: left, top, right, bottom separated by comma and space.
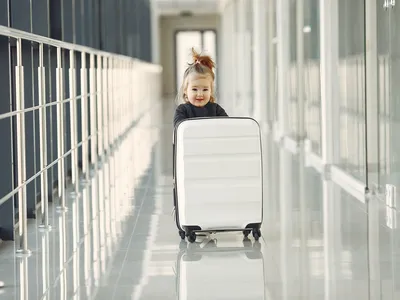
185, 73, 212, 107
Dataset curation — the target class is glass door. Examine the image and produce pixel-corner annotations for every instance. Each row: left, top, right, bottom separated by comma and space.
203, 30, 218, 88
374, 0, 400, 198
374, 0, 390, 191
175, 31, 202, 93
364, 3, 400, 298
384, 1, 400, 192
174, 30, 217, 93
387, 1, 400, 197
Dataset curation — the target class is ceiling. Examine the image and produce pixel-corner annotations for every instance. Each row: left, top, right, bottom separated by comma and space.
151, 0, 227, 15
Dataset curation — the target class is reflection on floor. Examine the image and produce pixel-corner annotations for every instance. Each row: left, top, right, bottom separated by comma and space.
0, 133, 400, 299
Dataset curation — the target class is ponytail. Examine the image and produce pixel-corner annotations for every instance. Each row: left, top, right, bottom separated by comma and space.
176, 47, 217, 104
190, 48, 215, 73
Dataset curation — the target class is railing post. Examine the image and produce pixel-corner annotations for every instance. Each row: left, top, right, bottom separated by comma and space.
102, 56, 111, 236
56, 47, 68, 212
89, 53, 99, 227
18, 256, 29, 297
15, 38, 31, 256
97, 54, 106, 257
96, 54, 103, 226
69, 49, 79, 197
102, 56, 109, 154
58, 209, 68, 299
81, 52, 89, 183
109, 58, 116, 236
89, 53, 97, 168
39, 229, 51, 299
38, 43, 51, 231
117, 59, 123, 231
127, 62, 133, 200
97, 55, 104, 161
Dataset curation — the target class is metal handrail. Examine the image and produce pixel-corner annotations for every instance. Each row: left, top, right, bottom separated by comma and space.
0, 92, 96, 120
0, 135, 93, 207
0, 25, 162, 71
0, 25, 162, 257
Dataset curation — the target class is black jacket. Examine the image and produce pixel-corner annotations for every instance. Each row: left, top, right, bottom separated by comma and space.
173, 102, 228, 128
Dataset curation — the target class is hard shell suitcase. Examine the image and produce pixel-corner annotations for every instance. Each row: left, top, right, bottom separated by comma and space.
175, 239, 266, 300
173, 117, 263, 243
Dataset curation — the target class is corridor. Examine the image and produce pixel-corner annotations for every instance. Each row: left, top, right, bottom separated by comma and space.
1, 0, 400, 299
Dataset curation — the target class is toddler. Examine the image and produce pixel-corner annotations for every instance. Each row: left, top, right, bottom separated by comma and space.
173, 48, 228, 127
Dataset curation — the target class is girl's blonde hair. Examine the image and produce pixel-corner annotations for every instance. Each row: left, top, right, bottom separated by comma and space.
176, 48, 216, 104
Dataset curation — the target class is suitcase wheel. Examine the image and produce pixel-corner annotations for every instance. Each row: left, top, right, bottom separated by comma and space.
179, 230, 186, 240
187, 232, 196, 243
252, 228, 261, 241
243, 230, 251, 238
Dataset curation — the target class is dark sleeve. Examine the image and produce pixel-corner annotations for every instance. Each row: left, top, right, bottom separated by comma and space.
173, 104, 188, 128
216, 104, 228, 117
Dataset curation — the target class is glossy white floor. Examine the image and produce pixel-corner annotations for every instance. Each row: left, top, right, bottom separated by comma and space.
0, 121, 399, 299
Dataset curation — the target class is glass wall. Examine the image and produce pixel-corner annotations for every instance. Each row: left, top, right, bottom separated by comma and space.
219, 0, 236, 113
246, 0, 254, 114
219, 0, 255, 116
336, 0, 366, 182
303, 0, 321, 155
221, 0, 400, 295
266, 0, 366, 182
375, 1, 400, 193
232, 0, 254, 115
266, 0, 322, 146
267, 0, 278, 125
221, 0, 400, 191
287, 0, 299, 139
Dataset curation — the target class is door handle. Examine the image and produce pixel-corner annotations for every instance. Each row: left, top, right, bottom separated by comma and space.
386, 184, 396, 209
384, 0, 396, 8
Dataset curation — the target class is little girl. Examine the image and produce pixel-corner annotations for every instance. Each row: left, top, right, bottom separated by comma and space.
173, 48, 228, 127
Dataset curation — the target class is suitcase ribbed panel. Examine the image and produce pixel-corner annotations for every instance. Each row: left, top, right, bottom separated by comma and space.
175, 118, 263, 230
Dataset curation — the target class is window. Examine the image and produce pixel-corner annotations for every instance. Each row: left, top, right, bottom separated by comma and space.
175, 30, 217, 92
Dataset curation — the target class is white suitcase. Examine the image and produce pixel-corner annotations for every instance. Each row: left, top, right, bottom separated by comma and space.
176, 240, 266, 300
173, 117, 263, 243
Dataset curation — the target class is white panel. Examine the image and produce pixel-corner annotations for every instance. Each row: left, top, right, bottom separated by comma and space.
203, 30, 217, 85
150, 1, 160, 64
252, 0, 268, 122
365, 0, 379, 188
203, 31, 217, 58
183, 154, 261, 179
183, 136, 260, 155
176, 31, 202, 91
276, 0, 290, 136
319, 0, 339, 164
296, 0, 305, 137
180, 119, 259, 138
